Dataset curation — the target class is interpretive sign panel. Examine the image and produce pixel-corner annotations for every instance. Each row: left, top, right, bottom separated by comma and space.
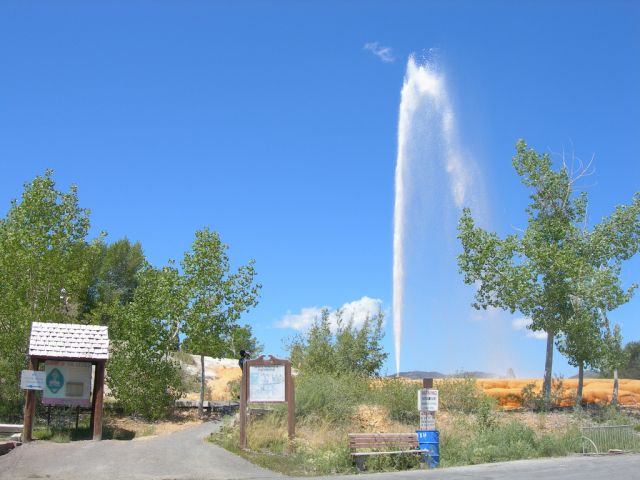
43, 361, 92, 407
21, 370, 46, 390
249, 365, 286, 402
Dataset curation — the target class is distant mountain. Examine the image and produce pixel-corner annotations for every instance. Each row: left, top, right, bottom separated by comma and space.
393, 370, 498, 379
394, 371, 447, 379
569, 370, 601, 379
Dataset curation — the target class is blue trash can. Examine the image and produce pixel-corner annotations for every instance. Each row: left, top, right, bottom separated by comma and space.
416, 430, 439, 468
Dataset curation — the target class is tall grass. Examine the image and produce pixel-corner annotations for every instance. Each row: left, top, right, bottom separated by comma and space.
441, 421, 581, 467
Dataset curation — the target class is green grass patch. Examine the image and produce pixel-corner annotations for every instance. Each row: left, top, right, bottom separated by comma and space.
32, 423, 141, 442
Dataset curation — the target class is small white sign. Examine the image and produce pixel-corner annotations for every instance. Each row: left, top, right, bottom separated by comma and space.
420, 410, 437, 430
21, 370, 46, 390
418, 388, 439, 412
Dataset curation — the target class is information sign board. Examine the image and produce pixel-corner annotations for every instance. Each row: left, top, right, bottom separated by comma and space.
249, 365, 286, 402
21, 370, 46, 390
43, 361, 92, 407
418, 388, 439, 412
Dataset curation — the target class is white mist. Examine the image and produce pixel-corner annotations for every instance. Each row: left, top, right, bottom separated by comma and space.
393, 56, 479, 376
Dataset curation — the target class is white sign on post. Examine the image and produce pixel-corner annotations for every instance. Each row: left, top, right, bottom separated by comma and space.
418, 388, 439, 412
21, 370, 46, 390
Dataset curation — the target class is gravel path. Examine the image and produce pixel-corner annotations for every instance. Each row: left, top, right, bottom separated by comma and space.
0, 420, 284, 480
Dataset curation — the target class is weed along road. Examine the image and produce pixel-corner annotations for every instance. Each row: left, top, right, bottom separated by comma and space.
0, 420, 638, 480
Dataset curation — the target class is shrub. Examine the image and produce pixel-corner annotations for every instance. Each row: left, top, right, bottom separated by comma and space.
521, 377, 567, 411
439, 376, 496, 415
227, 377, 241, 400
294, 372, 369, 425
371, 378, 419, 424
107, 343, 184, 420
286, 308, 387, 377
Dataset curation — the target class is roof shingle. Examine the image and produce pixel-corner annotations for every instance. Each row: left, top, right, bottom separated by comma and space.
28, 322, 109, 360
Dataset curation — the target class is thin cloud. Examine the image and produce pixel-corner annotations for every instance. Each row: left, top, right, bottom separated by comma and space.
512, 317, 547, 340
277, 306, 327, 331
364, 42, 395, 63
276, 296, 383, 331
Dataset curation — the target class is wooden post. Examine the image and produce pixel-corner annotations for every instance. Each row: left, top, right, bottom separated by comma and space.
423, 378, 433, 389
22, 358, 39, 443
239, 362, 248, 450
91, 361, 105, 440
286, 362, 295, 440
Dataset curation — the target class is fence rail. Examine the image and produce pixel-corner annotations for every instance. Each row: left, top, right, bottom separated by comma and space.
581, 425, 640, 454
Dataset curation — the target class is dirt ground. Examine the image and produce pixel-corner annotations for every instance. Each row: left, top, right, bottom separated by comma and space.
107, 409, 205, 438
182, 357, 242, 402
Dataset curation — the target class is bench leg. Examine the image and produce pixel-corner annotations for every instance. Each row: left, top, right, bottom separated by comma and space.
354, 456, 365, 472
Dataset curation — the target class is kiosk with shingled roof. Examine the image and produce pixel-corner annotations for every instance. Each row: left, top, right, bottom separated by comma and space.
22, 322, 109, 441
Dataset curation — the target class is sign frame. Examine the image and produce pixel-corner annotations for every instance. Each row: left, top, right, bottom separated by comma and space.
239, 355, 294, 449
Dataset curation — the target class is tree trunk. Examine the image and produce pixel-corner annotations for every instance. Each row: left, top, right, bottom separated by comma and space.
612, 368, 619, 406
199, 354, 205, 417
576, 361, 584, 407
542, 330, 555, 410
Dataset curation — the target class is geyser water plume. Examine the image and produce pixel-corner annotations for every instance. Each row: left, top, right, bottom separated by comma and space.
392, 56, 475, 376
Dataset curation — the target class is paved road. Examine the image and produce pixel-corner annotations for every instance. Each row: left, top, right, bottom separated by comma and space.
320, 454, 640, 480
1, 420, 638, 480
0, 421, 283, 480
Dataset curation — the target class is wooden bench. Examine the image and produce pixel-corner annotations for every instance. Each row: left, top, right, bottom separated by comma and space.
348, 433, 429, 471
0, 424, 23, 456
0, 424, 23, 441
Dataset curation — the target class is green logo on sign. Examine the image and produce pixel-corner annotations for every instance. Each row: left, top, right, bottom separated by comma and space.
46, 368, 64, 393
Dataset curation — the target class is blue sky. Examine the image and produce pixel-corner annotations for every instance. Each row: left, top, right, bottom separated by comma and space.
1, 1, 639, 377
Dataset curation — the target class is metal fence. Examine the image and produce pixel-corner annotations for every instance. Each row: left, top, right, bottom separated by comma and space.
581, 425, 640, 454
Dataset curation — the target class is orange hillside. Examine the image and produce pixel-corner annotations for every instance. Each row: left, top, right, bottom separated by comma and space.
474, 378, 640, 408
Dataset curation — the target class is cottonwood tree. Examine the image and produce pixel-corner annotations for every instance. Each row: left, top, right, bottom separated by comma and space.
556, 307, 602, 405
107, 264, 187, 419
227, 324, 263, 358
458, 141, 640, 408
618, 341, 640, 379
82, 238, 146, 322
0, 171, 91, 403
180, 229, 260, 416
600, 318, 629, 406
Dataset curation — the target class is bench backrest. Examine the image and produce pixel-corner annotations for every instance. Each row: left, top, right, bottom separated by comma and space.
348, 433, 419, 451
